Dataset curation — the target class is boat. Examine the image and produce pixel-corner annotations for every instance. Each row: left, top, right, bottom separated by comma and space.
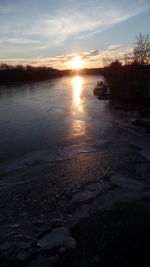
93, 81, 110, 99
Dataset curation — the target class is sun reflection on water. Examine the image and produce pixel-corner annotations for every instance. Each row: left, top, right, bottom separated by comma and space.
71, 76, 86, 136
72, 76, 83, 106
71, 119, 86, 136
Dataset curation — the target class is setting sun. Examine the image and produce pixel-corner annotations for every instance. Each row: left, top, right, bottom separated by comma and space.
69, 56, 84, 69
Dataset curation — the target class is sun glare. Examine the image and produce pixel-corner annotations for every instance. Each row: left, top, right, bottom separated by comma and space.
73, 76, 82, 105
69, 56, 84, 69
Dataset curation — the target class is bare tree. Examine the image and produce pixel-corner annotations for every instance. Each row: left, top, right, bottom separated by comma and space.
102, 57, 114, 67
102, 56, 120, 67
133, 33, 150, 65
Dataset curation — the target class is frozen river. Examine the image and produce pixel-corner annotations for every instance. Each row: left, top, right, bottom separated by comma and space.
0, 75, 149, 175
0, 75, 114, 172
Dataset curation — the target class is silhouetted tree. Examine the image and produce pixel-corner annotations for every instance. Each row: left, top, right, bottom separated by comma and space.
133, 33, 150, 65
109, 60, 122, 69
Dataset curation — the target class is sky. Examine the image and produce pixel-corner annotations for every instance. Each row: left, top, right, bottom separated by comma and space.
0, 0, 150, 68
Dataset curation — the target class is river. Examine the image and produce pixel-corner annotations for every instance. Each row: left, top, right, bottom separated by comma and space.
0, 75, 122, 173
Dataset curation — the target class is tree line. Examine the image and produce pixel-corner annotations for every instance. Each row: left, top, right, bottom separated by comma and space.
0, 65, 64, 83
0, 64, 103, 83
102, 33, 150, 106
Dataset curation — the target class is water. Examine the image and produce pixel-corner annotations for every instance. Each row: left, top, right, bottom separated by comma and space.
0, 75, 141, 173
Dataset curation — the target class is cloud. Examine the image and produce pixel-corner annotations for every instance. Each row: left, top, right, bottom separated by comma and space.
87, 50, 100, 56
0, 46, 132, 68
1, 0, 149, 50
78, 4, 149, 39
0, 0, 149, 60
33, 2, 149, 44
23, 13, 101, 45
108, 45, 121, 51
0, 38, 40, 45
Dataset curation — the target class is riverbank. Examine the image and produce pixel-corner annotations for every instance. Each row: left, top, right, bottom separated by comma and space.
102, 62, 150, 107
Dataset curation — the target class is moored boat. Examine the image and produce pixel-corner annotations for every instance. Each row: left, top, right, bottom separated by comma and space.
93, 81, 109, 99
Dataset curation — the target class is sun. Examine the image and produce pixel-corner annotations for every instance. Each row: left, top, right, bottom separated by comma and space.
69, 56, 84, 69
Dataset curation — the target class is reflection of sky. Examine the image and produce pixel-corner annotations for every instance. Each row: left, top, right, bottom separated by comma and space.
0, 0, 150, 67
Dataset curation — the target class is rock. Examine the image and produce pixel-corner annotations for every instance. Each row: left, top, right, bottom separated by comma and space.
71, 190, 99, 204
37, 227, 76, 250
110, 174, 146, 192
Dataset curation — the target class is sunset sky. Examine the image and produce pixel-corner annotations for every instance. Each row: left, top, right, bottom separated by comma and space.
0, 0, 150, 68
